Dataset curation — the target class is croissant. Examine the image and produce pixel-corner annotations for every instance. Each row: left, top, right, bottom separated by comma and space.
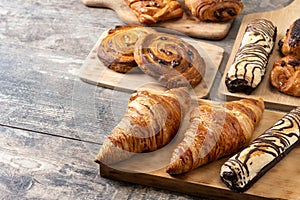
166, 98, 264, 175
97, 25, 156, 73
94, 87, 191, 165
125, 0, 184, 24
221, 107, 300, 192
184, 0, 243, 22
278, 18, 300, 59
134, 32, 206, 89
270, 55, 300, 97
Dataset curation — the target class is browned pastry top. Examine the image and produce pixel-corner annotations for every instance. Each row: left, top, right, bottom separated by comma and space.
97, 25, 156, 73
270, 56, 300, 97
134, 32, 206, 89
126, 0, 184, 24
184, 0, 243, 22
279, 18, 300, 59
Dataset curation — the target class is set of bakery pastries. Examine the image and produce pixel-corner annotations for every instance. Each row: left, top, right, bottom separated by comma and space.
125, 0, 244, 24
94, 0, 300, 194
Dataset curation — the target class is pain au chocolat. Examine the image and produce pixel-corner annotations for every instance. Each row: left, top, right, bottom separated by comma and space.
225, 18, 277, 94
97, 25, 156, 73
221, 107, 300, 192
270, 55, 300, 97
278, 18, 300, 59
166, 98, 264, 175
125, 0, 184, 24
134, 32, 206, 89
94, 87, 191, 165
184, 0, 243, 22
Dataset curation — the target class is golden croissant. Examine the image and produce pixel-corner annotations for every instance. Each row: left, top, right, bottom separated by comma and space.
94, 87, 191, 165
166, 98, 264, 175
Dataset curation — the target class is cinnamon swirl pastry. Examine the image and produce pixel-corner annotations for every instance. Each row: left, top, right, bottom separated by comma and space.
134, 33, 206, 89
225, 19, 277, 94
94, 87, 191, 165
270, 56, 300, 97
97, 26, 156, 73
184, 0, 243, 22
278, 18, 300, 59
126, 0, 184, 24
221, 107, 300, 192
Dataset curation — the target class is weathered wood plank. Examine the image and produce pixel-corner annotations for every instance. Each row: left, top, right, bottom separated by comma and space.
0, 126, 198, 199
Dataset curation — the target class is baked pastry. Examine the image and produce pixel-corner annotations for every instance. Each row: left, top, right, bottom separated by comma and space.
221, 107, 300, 192
278, 18, 300, 59
184, 0, 243, 22
97, 25, 156, 73
94, 87, 191, 165
126, 0, 184, 24
270, 56, 300, 97
225, 18, 277, 94
166, 98, 264, 175
134, 33, 206, 89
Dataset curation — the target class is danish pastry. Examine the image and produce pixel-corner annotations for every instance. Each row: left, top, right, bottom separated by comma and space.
126, 0, 184, 24
166, 98, 264, 175
94, 87, 191, 165
221, 107, 300, 192
278, 18, 300, 59
184, 0, 243, 22
270, 55, 300, 97
225, 19, 277, 94
134, 33, 206, 89
97, 25, 156, 73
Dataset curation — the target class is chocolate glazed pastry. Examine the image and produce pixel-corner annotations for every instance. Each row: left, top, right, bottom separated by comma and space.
166, 98, 264, 175
94, 87, 191, 165
184, 0, 243, 22
125, 0, 184, 24
97, 26, 156, 73
134, 33, 206, 89
221, 107, 300, 192
270, 56, 300, 97
278, 18, 300, 59
225, 19, 277, 94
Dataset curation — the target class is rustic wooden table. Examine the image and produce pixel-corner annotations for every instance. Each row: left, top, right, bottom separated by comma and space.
0, 0, 293, 199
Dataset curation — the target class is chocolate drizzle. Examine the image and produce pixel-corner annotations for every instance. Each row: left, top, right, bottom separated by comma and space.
220, 107, 300, 192
225, 19, 276, 94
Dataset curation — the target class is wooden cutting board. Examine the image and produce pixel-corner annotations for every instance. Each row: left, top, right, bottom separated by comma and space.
98, 107, 300, 200
218, 0, 300, 111
81, 0, 232, 40
79, 29, 224, 98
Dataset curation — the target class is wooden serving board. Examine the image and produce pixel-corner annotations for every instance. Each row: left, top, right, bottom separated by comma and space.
98, 107, 300, 200
81, 0, 232, 40
218, 0, 300, 111
79, 29, 224, 98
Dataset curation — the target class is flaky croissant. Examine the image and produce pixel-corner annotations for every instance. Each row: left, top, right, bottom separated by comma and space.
94, 87, 191, 165
166, 98, 264, 175
184, 0, 243, 22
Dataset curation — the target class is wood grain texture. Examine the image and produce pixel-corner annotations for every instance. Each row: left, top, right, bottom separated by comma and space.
79, 29, 224, 98
98, 108, 300, 200
218, 0, 300, 111
81, 0, 232, 40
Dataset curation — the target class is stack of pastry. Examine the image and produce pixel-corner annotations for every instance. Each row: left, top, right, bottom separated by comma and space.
270, 18, 300, 97
97, 25, 206, 89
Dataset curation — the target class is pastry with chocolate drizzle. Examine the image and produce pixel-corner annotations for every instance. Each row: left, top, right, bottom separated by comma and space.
225, 18, 277, 94
134, 32, 206, 89
220, 107, 300, 192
